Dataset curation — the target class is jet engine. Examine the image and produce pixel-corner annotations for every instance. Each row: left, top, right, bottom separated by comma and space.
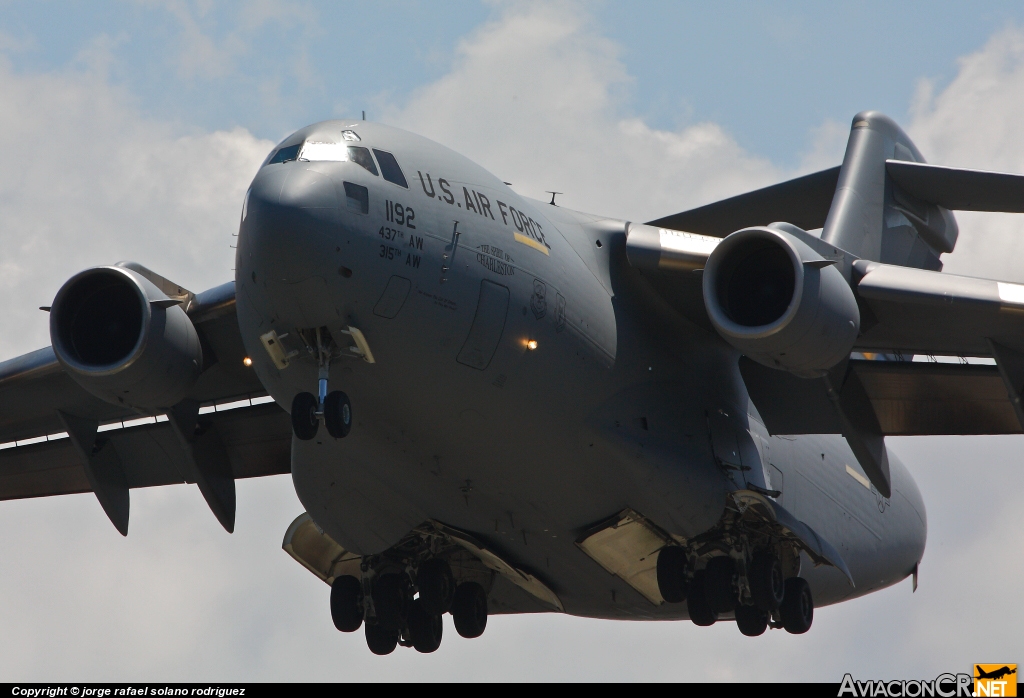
50, 266, 203, 410
702, 226, 859, 377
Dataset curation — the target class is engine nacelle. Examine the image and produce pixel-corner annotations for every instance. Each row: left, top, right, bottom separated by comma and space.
702, 226, 859, 377
50, 266, 203, 410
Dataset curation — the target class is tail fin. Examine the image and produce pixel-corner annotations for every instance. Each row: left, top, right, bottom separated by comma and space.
646, 110, 1024, 271
822, 112, 958, 270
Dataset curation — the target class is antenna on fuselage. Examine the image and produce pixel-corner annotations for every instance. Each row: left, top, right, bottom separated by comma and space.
546, 191, 562, 206
362, 110, 366, 121
440, 221, 461, 284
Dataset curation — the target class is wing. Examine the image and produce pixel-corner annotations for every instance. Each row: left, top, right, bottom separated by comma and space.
646, 166, 841, 237
0, 280, 291, 532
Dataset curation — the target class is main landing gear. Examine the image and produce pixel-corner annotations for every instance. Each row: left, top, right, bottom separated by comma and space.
329, 558, 489, 655
291, 328, 352, 440
656, 544, 813, 636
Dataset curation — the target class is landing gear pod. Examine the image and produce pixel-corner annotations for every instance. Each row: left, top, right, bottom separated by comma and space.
702, 225, 859, 377
49, 265, 202, 410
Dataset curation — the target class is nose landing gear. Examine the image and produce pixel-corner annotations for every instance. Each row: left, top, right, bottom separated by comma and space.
290, 328, 353, 440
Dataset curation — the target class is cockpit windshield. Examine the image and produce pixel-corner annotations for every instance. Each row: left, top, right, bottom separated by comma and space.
347, 147, 378, 175
295, 142, 379, 176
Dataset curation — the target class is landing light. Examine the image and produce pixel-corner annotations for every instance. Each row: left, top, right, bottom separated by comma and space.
243, 356, 253, 367
527, 340, 538, 351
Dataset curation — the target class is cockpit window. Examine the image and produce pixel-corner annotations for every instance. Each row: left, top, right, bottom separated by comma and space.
344, 182, 369, 214
372, 149, 409, 188
268, 143, 301, 165
348, 146, 378, 176
295, 142, 379, 177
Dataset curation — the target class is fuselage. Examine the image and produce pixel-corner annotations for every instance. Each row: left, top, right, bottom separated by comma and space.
234, 120, 926, 620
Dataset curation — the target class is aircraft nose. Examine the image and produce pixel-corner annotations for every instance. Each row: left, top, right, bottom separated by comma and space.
243, 164, 341, 284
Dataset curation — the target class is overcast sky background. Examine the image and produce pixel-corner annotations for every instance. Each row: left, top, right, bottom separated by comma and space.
1, 0, 1023, 682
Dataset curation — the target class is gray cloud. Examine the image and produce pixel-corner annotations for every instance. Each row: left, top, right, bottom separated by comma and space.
1, 2, 1022, 681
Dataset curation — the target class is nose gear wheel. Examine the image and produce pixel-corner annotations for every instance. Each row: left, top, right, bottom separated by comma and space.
323, 390, 352, 439
291, 392, 319, 440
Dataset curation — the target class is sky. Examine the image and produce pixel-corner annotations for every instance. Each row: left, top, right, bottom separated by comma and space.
1, 0, 1023, 682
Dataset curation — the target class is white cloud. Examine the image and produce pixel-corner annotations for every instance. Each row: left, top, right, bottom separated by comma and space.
386, 1, 780, 223
2, 1, 1024, 682
0, 56, 271, 359
907, 27, 1024, 282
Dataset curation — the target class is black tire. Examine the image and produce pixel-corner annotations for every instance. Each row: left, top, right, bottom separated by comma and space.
372, 573, 409, 631
417, 559, 455, 615
686, 570, 718, 626
780, 577, 813, 634
749, 551, 785, 612
704, 556, 737, 613
330, 575, 363, 632
656, 546, 688, 604
407, 598, 443, 653
451, 582, 487, 639
291, 392, 319, 440
323, 391, 352, 439
364, 622, 399, 655
735, 604, 769, 637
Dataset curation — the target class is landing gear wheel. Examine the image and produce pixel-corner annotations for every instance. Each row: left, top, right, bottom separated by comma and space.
291, 392, 319, 440
749, 551, 785, 612
656, 546, 688, 604
323, 391, 352, 439
407, 598, 443, 653
372, 574, 409, 631
364, 622, 399, 655
704, 556, 738, 613
686, 570, 718, 626
780, 577, 813, 634
451, 582, 488, 638
735, 604, 769, 637
417, 559, 455, 615
330, 575, 363, 632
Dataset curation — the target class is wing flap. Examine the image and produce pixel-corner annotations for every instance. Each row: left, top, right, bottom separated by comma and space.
0, 401, 290, 502
743, 357, 1020, 437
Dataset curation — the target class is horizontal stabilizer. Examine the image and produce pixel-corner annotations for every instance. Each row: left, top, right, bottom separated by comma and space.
647, 166, 840, 237
886, 160, 1024, 213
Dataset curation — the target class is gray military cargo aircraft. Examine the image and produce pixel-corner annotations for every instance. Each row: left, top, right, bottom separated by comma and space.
3, 110, 1024, 655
